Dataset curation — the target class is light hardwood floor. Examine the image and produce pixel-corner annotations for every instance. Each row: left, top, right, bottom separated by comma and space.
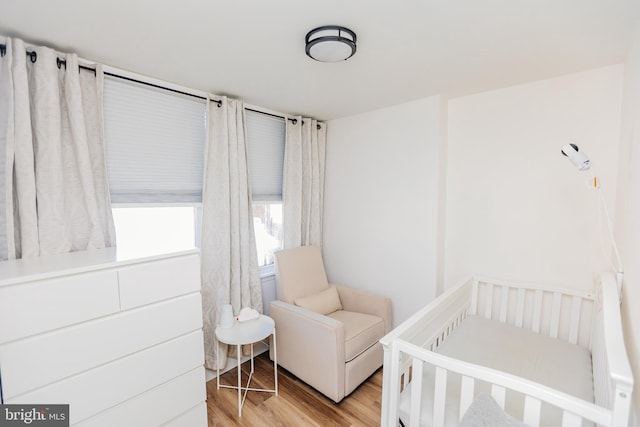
206, 352, 383, 426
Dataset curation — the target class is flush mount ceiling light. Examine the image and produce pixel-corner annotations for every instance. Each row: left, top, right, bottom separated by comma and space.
305, 26, 357, 62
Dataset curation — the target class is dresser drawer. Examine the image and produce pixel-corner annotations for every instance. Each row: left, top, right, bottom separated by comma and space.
0, 293, 203, 399
0, 270, 119, 343
6, 331, 205, 424
118, 254, 201, 309
162, 402, 208, 427
75, 367, 206, 427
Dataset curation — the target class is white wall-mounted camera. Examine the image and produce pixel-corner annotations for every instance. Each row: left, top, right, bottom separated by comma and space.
561, 143, 591, 171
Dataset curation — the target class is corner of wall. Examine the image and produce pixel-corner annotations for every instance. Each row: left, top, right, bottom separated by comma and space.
436, 96, 449, 296
613, 19, 640, 422
321, 95, 447, 325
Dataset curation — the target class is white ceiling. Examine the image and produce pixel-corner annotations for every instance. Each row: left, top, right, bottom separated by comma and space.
1, 0, 639, 120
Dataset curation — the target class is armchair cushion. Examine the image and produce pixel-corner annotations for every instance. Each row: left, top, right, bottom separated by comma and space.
335, 285, 393, 334
327, 310, 385, 362
275, 245, 329, 303
294, 285, 343, 315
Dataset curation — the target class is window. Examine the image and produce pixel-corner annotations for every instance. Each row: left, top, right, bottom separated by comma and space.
103, 76, 206, 203
103, 75, 286, 263
112, 207, 198, 258
245, 110, 286, 268
103, 76, 206, 255
252, 202, 283, 266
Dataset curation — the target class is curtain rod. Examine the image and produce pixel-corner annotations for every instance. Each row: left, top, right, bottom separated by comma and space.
0, 44, 38, 63
246, 107, 298, 125
245, 108, 322, 129
0, 43, 218, 103
0, 43, 322, 129
106, 73, 322, 128
0, 43, 96, 74
103, 71, 212, 103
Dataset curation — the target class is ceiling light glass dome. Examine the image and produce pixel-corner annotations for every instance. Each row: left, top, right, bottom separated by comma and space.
305, 26, 357, 62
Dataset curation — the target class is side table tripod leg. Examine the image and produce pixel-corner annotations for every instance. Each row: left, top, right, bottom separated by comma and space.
216, 339, 220, 390
250, 343, 254, 374
273, 329, 278, 396
237, 344, 242, 417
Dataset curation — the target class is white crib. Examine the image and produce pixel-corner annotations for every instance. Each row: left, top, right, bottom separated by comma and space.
379, 273, 634, 427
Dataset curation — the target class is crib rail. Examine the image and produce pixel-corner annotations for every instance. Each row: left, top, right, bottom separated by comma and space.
380, 275, 473, 403
380, 274, 633, 427
592, 273, 634, 425
471, 276, 595, 349
380, 276, 473, 347
388, 339, 610, 427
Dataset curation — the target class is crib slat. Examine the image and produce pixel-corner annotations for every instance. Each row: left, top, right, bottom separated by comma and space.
385, 346, 402, 427
491, 384, 506, 409
561, 411, 582, 427
532, 289, 543, 333
568, 296, 582, 345
550, 292, 562, 338
484, 283, 494, 319
409, 358, 423, 427
516, 288, 526, 328
499, 285, 509, 322
523, 395, 541, 427
433, 367, 447, 427
459, 376, 475, 421
470, 279, 479, 315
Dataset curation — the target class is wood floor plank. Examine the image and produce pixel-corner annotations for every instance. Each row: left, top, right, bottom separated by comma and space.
206, 353, 383, 426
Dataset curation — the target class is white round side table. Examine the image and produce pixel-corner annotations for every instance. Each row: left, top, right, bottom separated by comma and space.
215, 314, 278, 417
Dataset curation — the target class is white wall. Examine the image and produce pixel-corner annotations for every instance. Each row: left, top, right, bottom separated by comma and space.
323, 96, 445, 326
445, 65, 624, 291
615, 21, 640, 423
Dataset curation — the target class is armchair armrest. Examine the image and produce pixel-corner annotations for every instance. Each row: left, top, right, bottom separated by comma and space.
269, 300, 346, 402
334, 285, 393, 333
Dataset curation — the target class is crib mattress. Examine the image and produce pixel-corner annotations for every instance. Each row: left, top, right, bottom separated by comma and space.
399, 315, 593, 426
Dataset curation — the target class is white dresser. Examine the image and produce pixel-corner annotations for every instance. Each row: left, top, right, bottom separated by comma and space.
0, 248, 207, 427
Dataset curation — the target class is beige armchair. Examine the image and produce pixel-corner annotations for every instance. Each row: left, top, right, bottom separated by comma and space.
269, 245, 392, 402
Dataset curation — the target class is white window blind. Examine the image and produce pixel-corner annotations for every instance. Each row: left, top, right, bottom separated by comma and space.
245, 110, 285, 202
103, 76, 206, 203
